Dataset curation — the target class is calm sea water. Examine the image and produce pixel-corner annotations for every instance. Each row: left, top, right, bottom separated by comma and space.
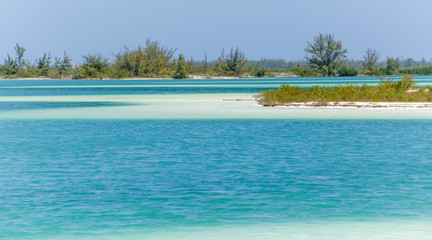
1, 75, 432, 96
1, 77, 432, 239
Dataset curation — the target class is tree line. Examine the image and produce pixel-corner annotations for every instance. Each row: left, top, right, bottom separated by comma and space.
1, 36, 431, 79
0, 39, 250, 79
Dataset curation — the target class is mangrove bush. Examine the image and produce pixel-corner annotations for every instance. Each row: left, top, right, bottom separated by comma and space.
259, 75, 432, 105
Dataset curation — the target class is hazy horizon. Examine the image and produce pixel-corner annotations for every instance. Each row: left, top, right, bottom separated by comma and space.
1, 0, 431, 63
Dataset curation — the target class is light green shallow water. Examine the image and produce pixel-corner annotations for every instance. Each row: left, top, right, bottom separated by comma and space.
1, 93, 432, 120
92, 220, 432, 240
2, 82, 432, 89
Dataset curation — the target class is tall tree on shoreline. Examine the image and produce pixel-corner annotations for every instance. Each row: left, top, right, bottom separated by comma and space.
214, 47, 247, 76
4, 44, 28, 76
35, 53, 52, 76
386, 57, 400, 75
55, 52, 72, 77
305, 33, 347, 76
362, 48, 381, 75
203, 54, 209, 73
76, 53, 110, 79
173, 54, 189, 79
114, 39, 175, 78
14, 44, 26, 71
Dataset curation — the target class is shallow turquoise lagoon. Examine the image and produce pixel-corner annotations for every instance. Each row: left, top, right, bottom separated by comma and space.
2, 76, 432, 96
2, 120, 432, 239
1, 78, 432, 239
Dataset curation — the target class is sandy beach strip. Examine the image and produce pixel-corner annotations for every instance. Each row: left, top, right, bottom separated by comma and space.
260, 101, 432, 109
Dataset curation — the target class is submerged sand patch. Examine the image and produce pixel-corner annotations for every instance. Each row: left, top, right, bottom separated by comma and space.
1, 93, 432, 120
74, 218, 432, 240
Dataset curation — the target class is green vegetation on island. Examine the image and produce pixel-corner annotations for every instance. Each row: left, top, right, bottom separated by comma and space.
304, 33, 347, 76
173, 54, 189, 79
1, 35, 432, 79
259, 75, 432, 106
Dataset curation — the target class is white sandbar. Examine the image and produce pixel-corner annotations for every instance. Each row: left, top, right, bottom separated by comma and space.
1, 93, 432, 120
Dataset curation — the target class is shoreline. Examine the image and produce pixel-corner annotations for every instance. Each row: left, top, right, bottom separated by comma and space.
0, 74, 422, 81
260, 101, 432, 109
0, 76, 282, 81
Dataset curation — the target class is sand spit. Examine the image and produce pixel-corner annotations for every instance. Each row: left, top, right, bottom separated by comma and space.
260, 101, 432, 109
223, 99, 255, 102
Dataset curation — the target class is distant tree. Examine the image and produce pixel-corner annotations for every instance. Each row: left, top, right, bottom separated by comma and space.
344, 59, 363, 69
14, 44, 26, 70
289, 66, 320, 77
185, 57, 194, 75
55, 52, 72, 76
252, 62, 266, 77
401, 58, 418, 68
420, 57, 427, 67
114, 38, 174, 78
3, 44, 27, 76
254, 69, 266, 77
338, 65, 358, 76
399, 66, 432, 75
202, 53, 209, 73
253, 59, 307, 69
76, 53, 110, 79
386, 57, 400, 75
4, 54, 17, 75
214, 47, 247, 76
305, 33, 347, 76
362, 48, 381, 75
35, 53, 52, 76
173, 54, 189, 79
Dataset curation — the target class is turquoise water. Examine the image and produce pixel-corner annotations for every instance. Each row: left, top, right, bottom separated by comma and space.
2, 75, 432, 96
1, 78, 432, 239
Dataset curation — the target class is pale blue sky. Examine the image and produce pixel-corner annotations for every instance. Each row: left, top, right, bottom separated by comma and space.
1, 0, 430, 63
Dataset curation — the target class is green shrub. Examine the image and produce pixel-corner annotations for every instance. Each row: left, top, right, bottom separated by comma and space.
399, 66, 432, 75
173, 54, 189, 79
260, 75, 427, 105
254, 69, 266, 77
338, 66, 358, 76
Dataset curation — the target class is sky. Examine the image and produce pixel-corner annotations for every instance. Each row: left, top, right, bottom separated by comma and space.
0, 0, 431, 63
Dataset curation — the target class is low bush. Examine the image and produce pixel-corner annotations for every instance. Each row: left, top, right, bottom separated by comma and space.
259, 75, 430, 105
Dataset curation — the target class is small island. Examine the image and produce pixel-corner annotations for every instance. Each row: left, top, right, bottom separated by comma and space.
258, 75, 432, 108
